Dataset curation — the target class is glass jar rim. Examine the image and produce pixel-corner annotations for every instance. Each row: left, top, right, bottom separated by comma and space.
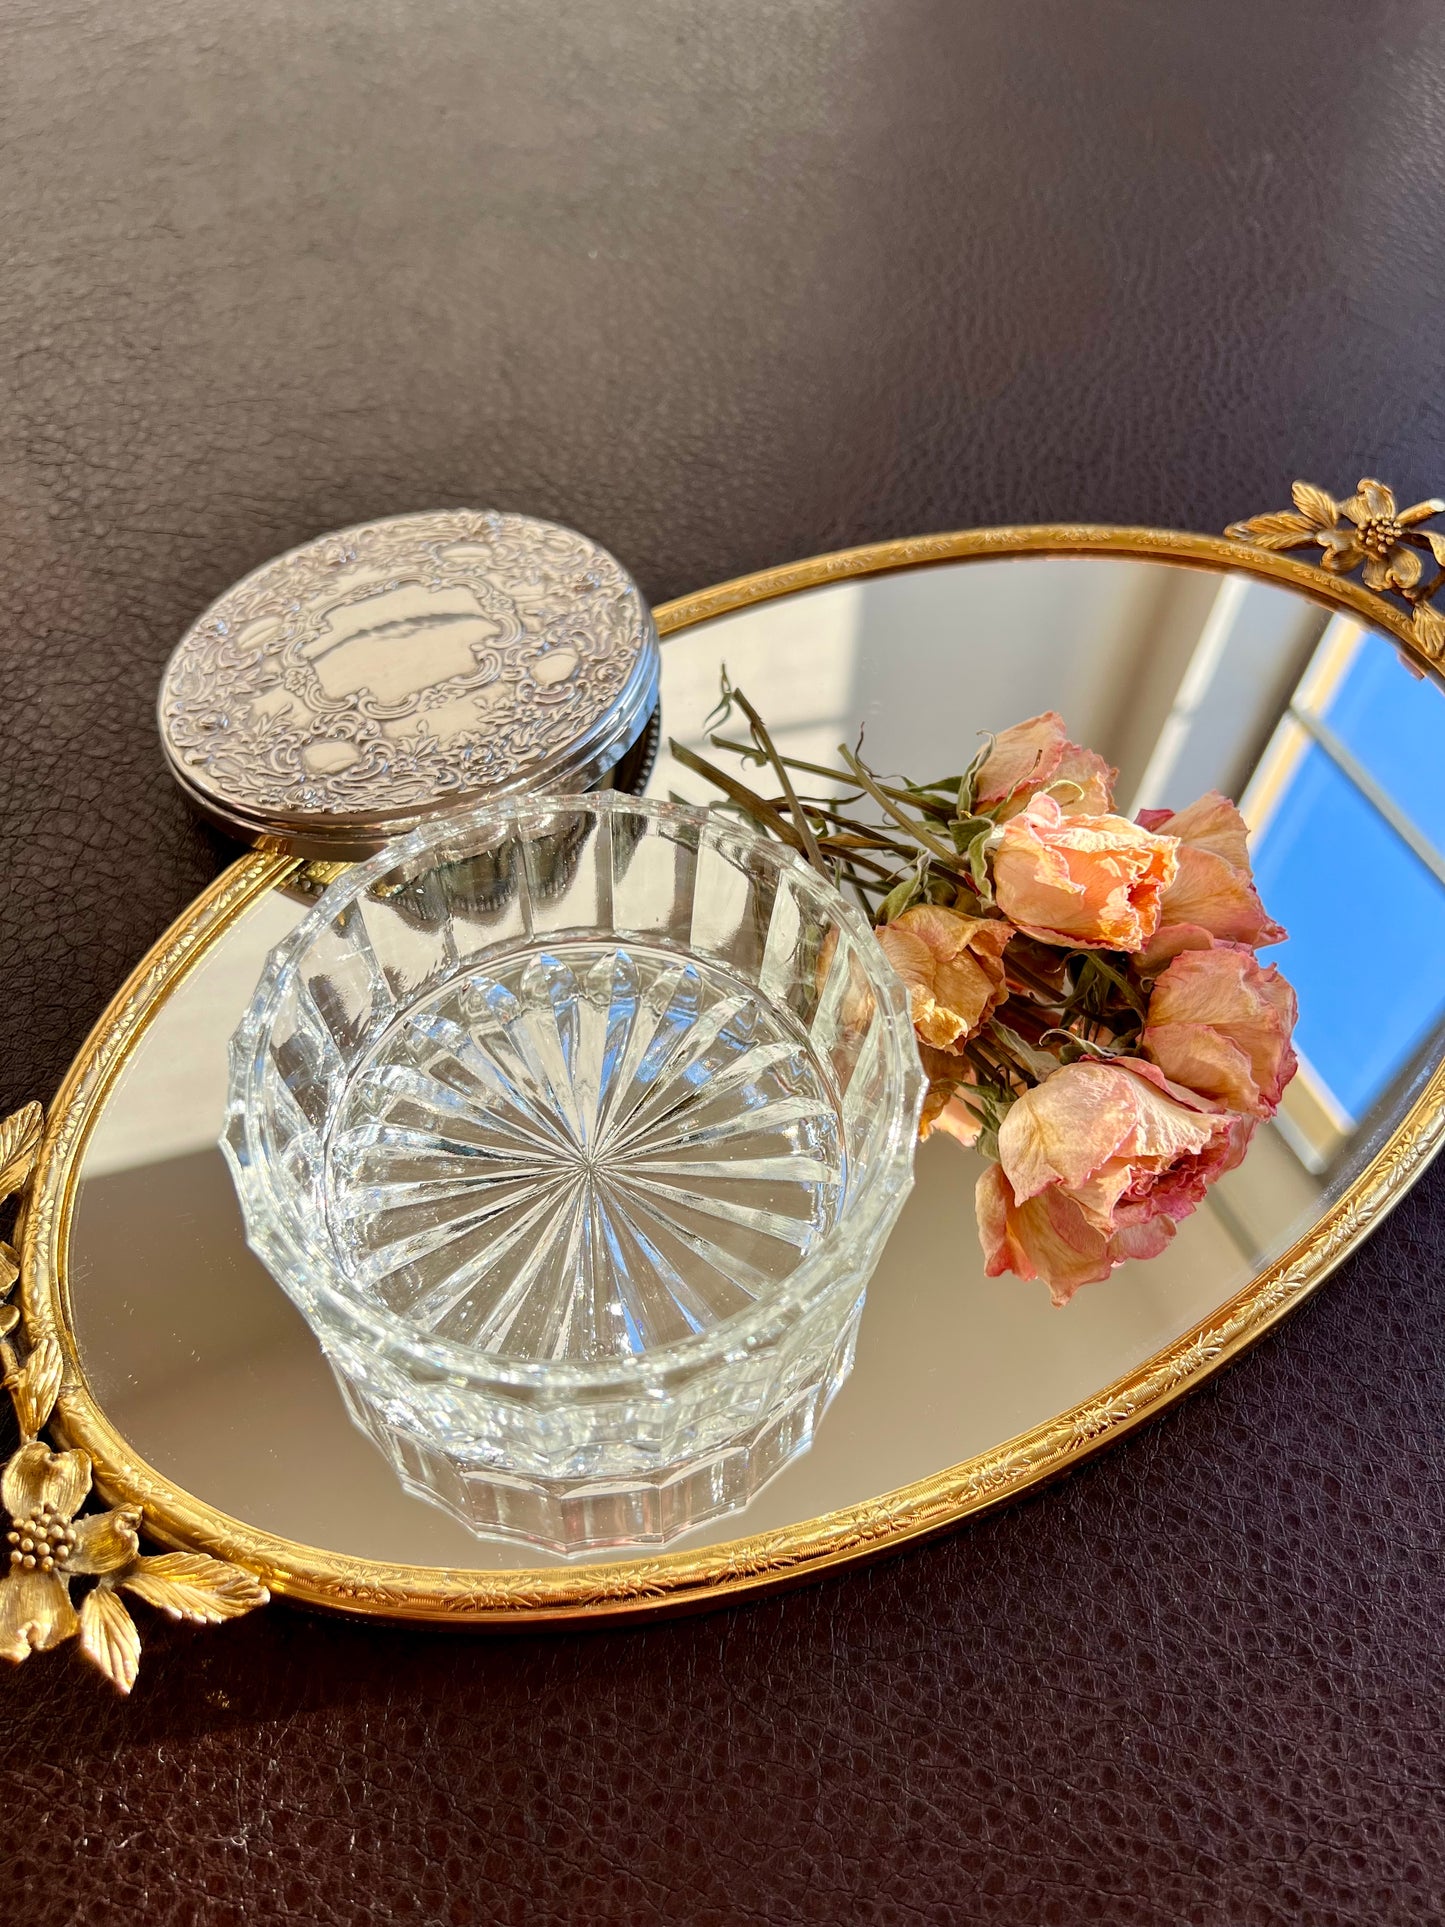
225, 790, 924, 1395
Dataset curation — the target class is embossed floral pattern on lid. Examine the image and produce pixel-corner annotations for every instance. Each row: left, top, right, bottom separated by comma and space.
158, 510, 661, 857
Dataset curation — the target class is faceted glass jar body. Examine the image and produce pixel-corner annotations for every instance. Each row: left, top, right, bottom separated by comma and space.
223, 794, 922, 1553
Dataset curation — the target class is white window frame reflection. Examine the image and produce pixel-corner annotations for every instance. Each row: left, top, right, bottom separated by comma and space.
1242, 616, 1445, 1174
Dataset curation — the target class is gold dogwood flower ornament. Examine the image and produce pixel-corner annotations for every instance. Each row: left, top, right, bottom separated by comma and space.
0, 1101, 267, 1692
0, 1444, 140, 1664
1227, 477, 1445, 658
1228, 477, 1444, 585
1313, 480, 1443, 591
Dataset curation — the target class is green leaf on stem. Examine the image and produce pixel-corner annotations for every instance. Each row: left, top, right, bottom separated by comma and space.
1078, 952, 1146, 1015
957, 734, 996, 816
966, 826, 995, 902
1039, 1027, 1124, 1064
877, 869, 924, 923
948, 813, 996, 854
989, 1018, 1062, 1084
730, 685, 829, 875
703, 666, 740, 735
836, 745, 964, 868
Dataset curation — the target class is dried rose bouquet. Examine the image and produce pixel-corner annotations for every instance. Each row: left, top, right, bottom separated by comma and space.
673, 690, 1298, 1305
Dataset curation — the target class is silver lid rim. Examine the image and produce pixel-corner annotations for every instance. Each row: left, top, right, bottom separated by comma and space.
158, 509, 660, 855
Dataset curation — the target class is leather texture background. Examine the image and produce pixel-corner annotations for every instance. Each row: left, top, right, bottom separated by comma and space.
3, 1, 1445, 1920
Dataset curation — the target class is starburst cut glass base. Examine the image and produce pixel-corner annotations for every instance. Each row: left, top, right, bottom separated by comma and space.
328, 942, 845, 1362
226, 796, 922, 1554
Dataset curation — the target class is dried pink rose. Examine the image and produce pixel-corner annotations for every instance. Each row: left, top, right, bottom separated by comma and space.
1143, 945, 1298, 1118
876, 905, 1013, 1052
976, 1161, 1177, 1306
974, 710, 1116, 816
992, 794, 1178, 953
979, 1057, 1245, 1303
1135, 792, 1285, 971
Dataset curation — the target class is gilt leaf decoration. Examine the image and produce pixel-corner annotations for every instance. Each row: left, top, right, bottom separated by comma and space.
79, 1587, 142, 1696
1413, 603, 1445, 659
1229, 509, 1317, 549
7, 1331, 63, 1441
122, 1553, 271, 1624
1290, 480, 1340, 528
0, 1103, 43, 1201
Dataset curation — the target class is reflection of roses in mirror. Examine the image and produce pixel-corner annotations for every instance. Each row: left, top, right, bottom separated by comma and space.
679, 697, 1298, 1306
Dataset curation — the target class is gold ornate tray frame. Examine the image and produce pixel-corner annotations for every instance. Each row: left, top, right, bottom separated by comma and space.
13, 501, 1445, 1657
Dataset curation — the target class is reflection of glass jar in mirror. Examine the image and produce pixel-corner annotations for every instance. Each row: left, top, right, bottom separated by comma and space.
157, 510, 662, 860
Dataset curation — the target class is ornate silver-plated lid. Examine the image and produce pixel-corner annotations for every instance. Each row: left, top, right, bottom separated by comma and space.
158, 510, 660, 857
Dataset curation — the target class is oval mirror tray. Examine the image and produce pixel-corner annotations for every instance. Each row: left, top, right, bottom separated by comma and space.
19, 516, 1445, 1625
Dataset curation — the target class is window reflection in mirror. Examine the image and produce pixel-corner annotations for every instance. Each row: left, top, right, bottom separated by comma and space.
1244, 618, 1445, 1174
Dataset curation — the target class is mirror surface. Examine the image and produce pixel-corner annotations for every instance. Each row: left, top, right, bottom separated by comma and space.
65, 554, 1445, 1570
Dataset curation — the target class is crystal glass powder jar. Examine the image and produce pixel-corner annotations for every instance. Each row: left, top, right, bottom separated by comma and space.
222, 793, 923, 1553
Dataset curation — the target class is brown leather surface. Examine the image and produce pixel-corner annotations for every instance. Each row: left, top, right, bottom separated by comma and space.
4, 1, 1445, 1919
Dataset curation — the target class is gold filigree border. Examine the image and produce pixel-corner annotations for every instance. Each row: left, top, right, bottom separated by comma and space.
18, 519, 1445, 1628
